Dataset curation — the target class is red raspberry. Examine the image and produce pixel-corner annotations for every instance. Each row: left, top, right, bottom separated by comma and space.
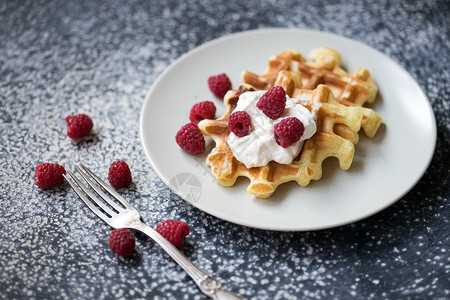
108, 161, 132, 189
156, 220, 190, 248
228, 111, 252, 137
175, 123, 205, 155
34, 163, 66, 188
66, 113, 93, 139
207, 73, 232, 98
273, 117, 305, 148
256, 86, 287, 119
108, 228, 135, 257
189, 101, 216, 125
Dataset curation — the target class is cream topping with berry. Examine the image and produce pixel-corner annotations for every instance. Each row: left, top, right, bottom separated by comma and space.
227, 90, 317, 168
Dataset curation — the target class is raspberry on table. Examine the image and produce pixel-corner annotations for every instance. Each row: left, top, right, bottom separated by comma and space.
175, 123, 205, 155
108, 161, 132, 189
66, 113, 94, 139
273, 117, 305, 148
189, 101, 216, 125
34, 163, 66, 188
256, 86, 287, 120
207, 73, 232, 98
156, 220, 190, 248
108, 228, 135, 257
228, 111, 252, 137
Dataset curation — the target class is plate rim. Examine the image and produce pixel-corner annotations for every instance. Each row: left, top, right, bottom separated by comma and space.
139, 28, 437, 231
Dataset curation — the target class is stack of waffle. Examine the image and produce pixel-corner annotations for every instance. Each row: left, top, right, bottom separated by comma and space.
198, 47, 382, 198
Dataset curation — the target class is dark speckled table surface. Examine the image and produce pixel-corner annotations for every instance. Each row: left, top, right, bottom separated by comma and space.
1, 0, 449, 299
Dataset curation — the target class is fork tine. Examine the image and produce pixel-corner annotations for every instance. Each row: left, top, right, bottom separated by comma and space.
79, 163, 133, 210
74, 165, 125, 213
64, 171, 112, 224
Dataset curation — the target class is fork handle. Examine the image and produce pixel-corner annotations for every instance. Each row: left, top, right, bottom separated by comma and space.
130, 222, 244, 299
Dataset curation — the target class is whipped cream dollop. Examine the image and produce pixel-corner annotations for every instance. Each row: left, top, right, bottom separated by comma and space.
227, 90, 317, 168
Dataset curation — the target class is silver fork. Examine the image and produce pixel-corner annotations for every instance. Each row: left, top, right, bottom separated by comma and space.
64, 163, 244, 300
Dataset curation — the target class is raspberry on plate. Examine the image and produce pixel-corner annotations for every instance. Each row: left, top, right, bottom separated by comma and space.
207, 73, 232, 98
156, 220, 190, 248
175, 123, 205, 155
274, 117, 305, 148
108, 161, 132, 189
256, 86, 287, 120
34, 163, 66, 188
189, 101, 216, 125
228, 111, 252, 137
66, 113, 93, 139
108, 228, 135, 257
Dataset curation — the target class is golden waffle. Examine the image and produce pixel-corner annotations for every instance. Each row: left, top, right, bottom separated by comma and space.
242, 47, 379, 145
242, 47, 378, 107
198, 71, 382, 198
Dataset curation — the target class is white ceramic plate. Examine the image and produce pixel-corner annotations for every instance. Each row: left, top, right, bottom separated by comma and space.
140, 28, 436, 231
